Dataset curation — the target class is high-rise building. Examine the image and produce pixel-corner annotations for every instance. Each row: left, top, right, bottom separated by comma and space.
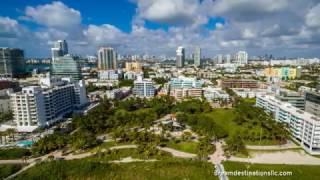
97, 47, 117, 70
133, 76, 155, 97
224, 54, 231, 64
51, 48, 62, 62
193, 47, 201, 67
235, 51, 248, 64
51, 55, 82, 80
0, 48, 26, 78
54, 40, 68, 55
10, 75, 88, 132
217, 54, 223, 64
51, 40, 68, 61
176, 46, 185, 68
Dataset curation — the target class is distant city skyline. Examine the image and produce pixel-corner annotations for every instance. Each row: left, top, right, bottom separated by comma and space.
1, 1, 320, 58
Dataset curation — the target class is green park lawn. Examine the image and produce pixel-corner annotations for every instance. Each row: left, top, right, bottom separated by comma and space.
0, 148, 31, 160
16, 158, 218, 180
166, 141, 198, 154
205, 109, 283, 146
0, 164, 24, 179
223, 161, 320, 180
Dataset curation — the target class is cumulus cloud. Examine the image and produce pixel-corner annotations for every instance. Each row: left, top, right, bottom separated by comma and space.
2, 0, 320, 58
306, 4, 320, 28
208, 0, 289, 21
24, 1, 81, 29
135, 0, 206, 26
0, 17, 22, 38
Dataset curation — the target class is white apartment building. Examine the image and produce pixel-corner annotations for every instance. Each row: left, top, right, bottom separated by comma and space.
133, 76, 155, 98
256, 94, 320, 154
10, 76, 88, 132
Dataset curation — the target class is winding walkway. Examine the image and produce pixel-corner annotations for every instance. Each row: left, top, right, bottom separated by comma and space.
157, 147, 196, 158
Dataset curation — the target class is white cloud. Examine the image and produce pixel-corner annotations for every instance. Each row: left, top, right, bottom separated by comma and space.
84, 24, 127, 45
25, 1, 81, 29
306, 4, 320, 28
0, 17, 21, 38
135, 0, 205, 26
2, 1, 320, 58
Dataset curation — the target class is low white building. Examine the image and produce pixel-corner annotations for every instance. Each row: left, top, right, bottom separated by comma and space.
106, 87, 131, 100
203, 87, 230, 102
233, 88, 268, 98
98, 70, 120, 80
256, 94, 320, 155
124, 71, 142, 80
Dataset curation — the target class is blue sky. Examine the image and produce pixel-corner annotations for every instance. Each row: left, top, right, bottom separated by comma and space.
0, 0, 320, 58
1, 0, 137, 32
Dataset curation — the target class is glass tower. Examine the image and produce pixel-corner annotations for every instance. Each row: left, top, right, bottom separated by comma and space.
0, 48, 26, 78
51, 55, 82, 80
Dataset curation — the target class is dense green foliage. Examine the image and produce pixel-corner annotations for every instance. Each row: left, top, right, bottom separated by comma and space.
225, 133, 248, 156
86, 83, 108, 93
0, 111, 13, 123
118, 79, 134, 87
32, 96, 175, 155
224, 161, 320, 180
32, 133, 68, 155
196, 137, 216, 160
233, 100, 288, 145
0, 148, 31, 160
152, 77, 169, 85
17, 159, 217, 180
0, 164, 24, 179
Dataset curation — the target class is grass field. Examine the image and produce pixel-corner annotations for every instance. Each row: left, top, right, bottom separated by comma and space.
206, 109, 282, 146
166, 141, 198, 154
16, 159, 218, 180
223, 161, 320, 180
0, 164, 24, 179
0, 148, 31, 160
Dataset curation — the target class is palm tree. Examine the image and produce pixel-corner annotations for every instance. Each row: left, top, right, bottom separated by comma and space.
2, 131, 8, 144
6, 128, 16, 142
0, 132, 3, 144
